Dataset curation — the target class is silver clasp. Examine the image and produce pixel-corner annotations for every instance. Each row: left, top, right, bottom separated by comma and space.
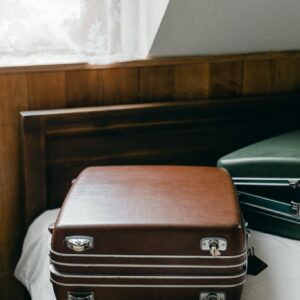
291, 201, 300, 217
200, 238, 227, 257
289, 180, 300, 189
65, 236, 94, 252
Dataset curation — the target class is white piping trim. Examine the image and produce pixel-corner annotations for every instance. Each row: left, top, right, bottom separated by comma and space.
235, 182, 288, 187
233, 177, 300, 187
50, 278, 246, 288
49, 248, 247, 259
233, 177, 300, 181
50, 270, 247, 280
50, 258, 247, 269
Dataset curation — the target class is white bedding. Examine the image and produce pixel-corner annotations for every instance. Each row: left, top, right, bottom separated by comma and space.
15, 209, 300, 300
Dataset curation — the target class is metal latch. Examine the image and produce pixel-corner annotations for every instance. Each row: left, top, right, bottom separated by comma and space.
68, 292, 94, 300
289, 180, 300, 189
291, 201, 300, 217
200, 292, 226, 300
65, 236, 94, 252
200, 238, 227, 257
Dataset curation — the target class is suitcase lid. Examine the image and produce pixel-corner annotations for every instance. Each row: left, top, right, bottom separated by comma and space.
51, 166, 245, 256
217, 130, 300, 180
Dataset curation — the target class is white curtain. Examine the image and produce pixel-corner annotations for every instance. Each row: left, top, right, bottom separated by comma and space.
0, 0, 149, 66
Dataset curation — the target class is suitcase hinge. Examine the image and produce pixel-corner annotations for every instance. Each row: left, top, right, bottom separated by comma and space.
291, 201, 300, 217
65, 236, 94, 252
289, 180, 300, 189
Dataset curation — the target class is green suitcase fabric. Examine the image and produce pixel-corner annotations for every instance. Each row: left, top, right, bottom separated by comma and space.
218, 130, 300, 240
218, 130, 300, 178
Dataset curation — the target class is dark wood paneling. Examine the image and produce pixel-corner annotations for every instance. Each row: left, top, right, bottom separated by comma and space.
273, 58, 300, 93
22, 94, 300, 226
22, 116, 47, 226
0, 74, 29, 299
210, 62, 243, 98
102, 68, 139, 105
2, 50, 300, 75
66, 70, 102, 107
175, 64, 210, 100
139, 66, 175, 101
243, 60, 276, 96
27, 72, 66, 109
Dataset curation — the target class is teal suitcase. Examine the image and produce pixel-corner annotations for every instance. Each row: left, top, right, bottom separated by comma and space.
218, 130, 300, 240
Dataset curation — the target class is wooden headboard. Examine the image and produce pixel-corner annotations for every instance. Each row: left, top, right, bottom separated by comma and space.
21, 93, 300, 226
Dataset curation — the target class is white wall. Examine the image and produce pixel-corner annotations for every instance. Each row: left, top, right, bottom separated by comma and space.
149, 0, 300, 56
119, 0, 169, 59
144, 0, 169, 55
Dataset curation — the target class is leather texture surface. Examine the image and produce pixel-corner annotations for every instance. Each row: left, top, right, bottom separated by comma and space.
217, 130, 300, 178
52, 166, 245, 256
51, 166, 246, 299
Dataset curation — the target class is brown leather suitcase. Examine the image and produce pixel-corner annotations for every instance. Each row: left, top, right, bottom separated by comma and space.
50, 166, 247, 300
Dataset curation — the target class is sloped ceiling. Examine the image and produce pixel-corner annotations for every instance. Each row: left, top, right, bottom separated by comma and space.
149, 0, 300, 56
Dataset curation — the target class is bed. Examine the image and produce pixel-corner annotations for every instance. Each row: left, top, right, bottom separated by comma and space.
15, 94, 300, 300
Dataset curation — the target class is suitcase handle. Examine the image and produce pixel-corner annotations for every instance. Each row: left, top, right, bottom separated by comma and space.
68, 292, 94, 300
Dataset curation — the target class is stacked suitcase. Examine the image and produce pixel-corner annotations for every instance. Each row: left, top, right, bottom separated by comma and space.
50, 166, 247, 300
218, 130, 300, 240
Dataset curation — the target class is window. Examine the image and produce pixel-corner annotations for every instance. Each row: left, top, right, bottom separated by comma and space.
0, 0, 150, 66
